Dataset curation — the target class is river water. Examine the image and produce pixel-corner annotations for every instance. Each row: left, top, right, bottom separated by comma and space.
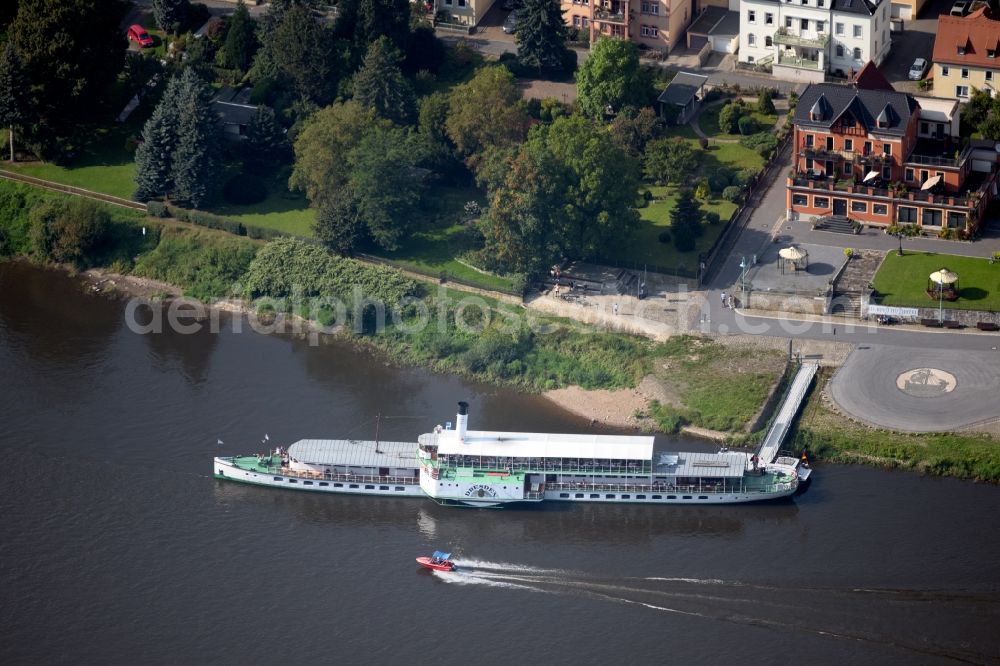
1, 262, 998, 664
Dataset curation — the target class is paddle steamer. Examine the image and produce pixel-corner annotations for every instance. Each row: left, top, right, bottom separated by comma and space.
214, 403, 804, 506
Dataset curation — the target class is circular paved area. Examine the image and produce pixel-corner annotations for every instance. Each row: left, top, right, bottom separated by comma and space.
830, 345, 1000, 432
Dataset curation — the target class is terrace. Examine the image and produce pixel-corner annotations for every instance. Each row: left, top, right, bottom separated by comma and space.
772, 29, 830, 49
788, 171, 990, 208
904, 140, 972, 170
594, 1, 629, 23
777, 52, 822, 69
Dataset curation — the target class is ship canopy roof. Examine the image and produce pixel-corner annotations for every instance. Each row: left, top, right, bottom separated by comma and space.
287, 439, 418, 468
655, 451, 749, 478
424, 430, 654, 461
433, 551, 451, 560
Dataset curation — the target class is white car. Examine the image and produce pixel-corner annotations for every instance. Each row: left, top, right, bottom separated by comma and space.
950, 1, 969, 15
908, 58, 929, 81
503, 10, 518, 34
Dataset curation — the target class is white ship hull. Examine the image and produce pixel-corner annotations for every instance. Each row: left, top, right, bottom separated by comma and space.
213, 457, 424, 498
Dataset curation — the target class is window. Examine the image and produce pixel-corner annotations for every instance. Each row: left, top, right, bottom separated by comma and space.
961, 68, 969, 79
956, 85, 969, 98
444, 0, 451, 5
590, 493, 599, 498
843, 163, 852, 175
748, 33, 756, 45
793, 193, 808, 205
699, 496, 709, 500
765, 12, 774, 24
989, 49, 997, 59
349, 483, 358, 488
851, 201, 867, 213
303, 480, 313, 485
636, 494, 646, 499
641, 25, 658, 37
836, 44, 844, 57
922, 209, 942, 227
805, 134, 814, 147
457, 0, 465, 5
319, 481, 329, 486
814, 196, 830, 208
748, 55, 755, 62
921, 169, 929, 182
947, 211, 965, 228
873, 203, 888, 215
573, 15, 580, 26
575, 493, 584, 498
806, 157, 814, 169
288, 479, 297, 483
882, 165, 892, 179
785, 16, 792, 28
875, 40, 878, 53
942, 65, 950, 76
748, 9, 756, 22
920, 122, 929, 134
898, 206, 917, 223
334, 482, 343, 487
395, 486, 405, 491
957, 46, 966, 55
835, 22, 844, 35
649, 1, 659, 14
560, 493, 570, 498
817, 21, 826, 32
882, 143, 891, 156
273, 476, 282, 481
988, 71, 995, 82
844, 138, 853, 151
653, 495, 663, 500
853, 47, 862, 60
853, 25, 862, 38
801, 18, 808, 29
905, 168, 914, 181
826, 136, 834, 150
605, 493, 615, 499
766, 35, 773, 46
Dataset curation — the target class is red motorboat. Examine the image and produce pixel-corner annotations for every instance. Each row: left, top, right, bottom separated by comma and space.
417, 551, 455, 571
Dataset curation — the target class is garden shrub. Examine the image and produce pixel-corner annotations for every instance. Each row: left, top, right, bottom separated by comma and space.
704, 211, 721, 226
740, 131, 778, 157
146, 201, 168, 218
737, 115, 756, 135
657, 230, 671, 243
722, 185, 742, 203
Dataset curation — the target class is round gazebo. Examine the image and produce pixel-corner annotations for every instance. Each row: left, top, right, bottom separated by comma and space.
927, 268, 959, 301
778, 246, 808, 274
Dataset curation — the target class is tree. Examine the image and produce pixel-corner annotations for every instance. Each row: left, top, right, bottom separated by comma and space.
643, 137, 699, 185
0, 42, 31, 162
270, 4, 343, 105
153, 0, 190, 33
479, 114, 640, 273
446, 65, 529, 163
757, 89, 775, 115
29, 198, 111, 265
352, 37, 416, 124
170, 70, 221, 208
718, 101, 743, 134
609, 107, 658, 156
962, 88, 1000, 141
334, 0, 411, 63
290, 101, 375, 211
346, 124, 426, 250
219, 0, 258, 72
11, 0, 129, 139
516, 0, 570, 74
315, 194, 364, 254
669, 188, 703, 252
575, 38, 644, 119
134, 75, 184, 201
242, 106, 288, 174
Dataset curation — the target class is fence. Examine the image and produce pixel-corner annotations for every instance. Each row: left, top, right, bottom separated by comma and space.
0, 169, 147, 212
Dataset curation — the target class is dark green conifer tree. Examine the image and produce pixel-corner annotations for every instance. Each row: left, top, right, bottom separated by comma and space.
170, 69, 220, 208
0, 42, 31, 162
516, 0, 570, 74
352, 37, 415, 124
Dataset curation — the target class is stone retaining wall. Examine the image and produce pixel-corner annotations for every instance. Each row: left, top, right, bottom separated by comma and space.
914, 307, 1000, 327
746, 291, 827, 315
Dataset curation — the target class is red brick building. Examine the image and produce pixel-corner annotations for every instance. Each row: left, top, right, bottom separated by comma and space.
786, 77, 999, 235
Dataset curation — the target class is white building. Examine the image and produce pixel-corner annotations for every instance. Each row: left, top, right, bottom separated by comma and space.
738, 0, 890, 82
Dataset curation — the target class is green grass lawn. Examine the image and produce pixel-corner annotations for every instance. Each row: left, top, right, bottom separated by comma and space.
208, 182, 316, 237
872, 251, 1000, 311
8, 122, 139, 200
699, 104, 778, 137
608, 185, 737, 270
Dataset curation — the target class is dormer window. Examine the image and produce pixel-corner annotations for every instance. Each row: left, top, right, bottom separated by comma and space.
988, 49, 996, 59
957, 46, 966, 55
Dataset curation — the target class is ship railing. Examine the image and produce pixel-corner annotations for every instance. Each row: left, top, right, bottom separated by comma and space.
246, 464, 420, 485
524, 491, 544, 500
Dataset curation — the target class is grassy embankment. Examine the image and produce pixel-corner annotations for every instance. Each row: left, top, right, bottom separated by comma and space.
873, 251, 1000, 311
792, 369, 1000, 482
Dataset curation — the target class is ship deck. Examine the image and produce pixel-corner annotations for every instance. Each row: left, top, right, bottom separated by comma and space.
220, 456, 421, 486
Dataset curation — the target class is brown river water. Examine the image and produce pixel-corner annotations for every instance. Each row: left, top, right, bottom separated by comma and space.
1, 261, 998, 664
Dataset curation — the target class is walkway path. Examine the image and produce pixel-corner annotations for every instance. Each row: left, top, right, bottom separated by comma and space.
689, 97, 790, 144
756, 362, 818, 463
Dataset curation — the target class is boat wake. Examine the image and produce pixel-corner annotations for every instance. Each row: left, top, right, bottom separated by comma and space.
427, 563, 998, 662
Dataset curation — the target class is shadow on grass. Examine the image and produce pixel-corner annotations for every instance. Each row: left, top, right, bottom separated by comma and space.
960, 287, 989, 301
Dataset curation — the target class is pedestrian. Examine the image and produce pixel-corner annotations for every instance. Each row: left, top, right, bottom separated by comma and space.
720, 292, 725, 307
613, 302, 619, 316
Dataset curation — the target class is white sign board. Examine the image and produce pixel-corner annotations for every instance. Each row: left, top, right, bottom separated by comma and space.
867, 305, 919, 318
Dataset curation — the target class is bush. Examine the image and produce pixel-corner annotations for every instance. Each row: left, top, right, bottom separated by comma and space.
704, 211, 721, 226
736, 167, 762, 188
146, 201, 168, 218
739, 131, 778, 157
757, 89, 775, 115
222, 173, 268, 205
245, 224, 286, 240
722, 185, 742, 203
695, 178, 711, 201
698, 136, 709, 150
657, 230, 671, 243
29, 198, 111, 266
718, 102, 742, 134
737, 115, 756, 135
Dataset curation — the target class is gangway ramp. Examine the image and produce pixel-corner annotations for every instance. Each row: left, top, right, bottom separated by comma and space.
756, 363, 818, 465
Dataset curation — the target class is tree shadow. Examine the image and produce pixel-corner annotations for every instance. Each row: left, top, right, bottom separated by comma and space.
960, 287, 988, 302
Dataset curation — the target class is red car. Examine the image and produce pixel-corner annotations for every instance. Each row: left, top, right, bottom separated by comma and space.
127, 25, 154, 48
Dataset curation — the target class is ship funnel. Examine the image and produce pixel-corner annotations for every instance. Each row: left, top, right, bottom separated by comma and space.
456, 401, 469, 440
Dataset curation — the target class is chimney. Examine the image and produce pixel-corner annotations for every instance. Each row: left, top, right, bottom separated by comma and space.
456, 401, 469, 441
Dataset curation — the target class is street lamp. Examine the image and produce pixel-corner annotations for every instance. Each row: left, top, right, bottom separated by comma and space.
739, 256, 748, 299
894, 231, 904, 256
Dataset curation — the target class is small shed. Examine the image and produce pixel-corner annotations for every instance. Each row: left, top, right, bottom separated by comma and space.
657, 72, 709, 125
686, 7, 740, 54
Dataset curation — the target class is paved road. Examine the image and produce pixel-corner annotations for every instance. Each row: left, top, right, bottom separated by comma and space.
829, 344, 1000, 431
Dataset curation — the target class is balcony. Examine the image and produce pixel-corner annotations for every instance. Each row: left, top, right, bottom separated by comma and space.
904, 143, 972, 170
777, 52, 821, 69
594, 8, 629, 23
788, 173, 988, 209
773, 29, 830, 49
